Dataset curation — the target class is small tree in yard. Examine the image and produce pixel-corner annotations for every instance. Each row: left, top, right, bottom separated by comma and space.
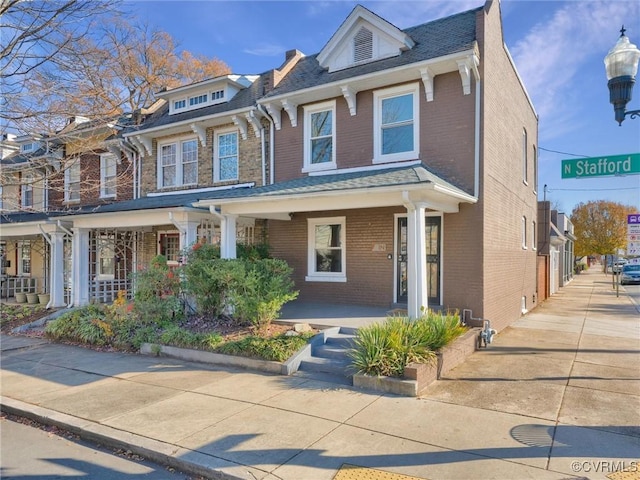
131, 255, 183, 326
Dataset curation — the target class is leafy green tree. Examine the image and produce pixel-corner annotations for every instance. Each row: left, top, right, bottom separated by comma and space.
571, 201, 634, 259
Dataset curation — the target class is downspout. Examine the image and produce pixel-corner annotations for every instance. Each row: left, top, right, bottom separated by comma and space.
256, 103, 275, 185
38, 224, 53, 309
472, 59, 481, 199
56, 221, 75, 307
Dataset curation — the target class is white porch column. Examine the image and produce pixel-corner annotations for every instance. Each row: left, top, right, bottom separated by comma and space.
49, 231, 66, 307
219, 214, 237, 259
72, 228, 90, 306
406, 203, 428, 318
169, 213, 200, 252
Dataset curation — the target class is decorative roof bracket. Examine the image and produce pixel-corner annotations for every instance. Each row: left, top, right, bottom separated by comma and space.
136, 135, 153, 156
264, 103, 282, 130
246, 109, 263, 138
190, 123, 207, 147
232, 115, 249, 140
341, 85, 358, 115
107, 144, 123, 164
457, 54, 479, 96
281, 99, 298, 127
420, 67, 435, 102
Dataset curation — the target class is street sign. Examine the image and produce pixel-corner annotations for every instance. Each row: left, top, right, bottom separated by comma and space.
628, 214, 640, 256
561, 153, 640, 179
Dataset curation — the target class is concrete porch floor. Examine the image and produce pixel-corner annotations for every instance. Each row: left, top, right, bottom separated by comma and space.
278, 301, 402, 329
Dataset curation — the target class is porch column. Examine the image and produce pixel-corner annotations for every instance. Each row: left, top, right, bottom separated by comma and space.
219, 214, 237, 259
72, 228, 90, 306
169, 213, 200, 251
49, 231, 66, 307
406, 203, 428, 318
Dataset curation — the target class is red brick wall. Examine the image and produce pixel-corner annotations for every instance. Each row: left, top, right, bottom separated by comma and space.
476, 2, 539, 331
268, 207, 402, 307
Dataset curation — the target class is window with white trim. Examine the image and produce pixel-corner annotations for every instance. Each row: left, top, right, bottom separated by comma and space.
533, 145, 538, 193
159, 233, 180, 264
522, 128, 528, 184
21, 143, 33, 152
174, 99, 186, 110
100, 153, 117, 198
65, 160, 80, 202
303, 100, 336, 172
18, 240, 31, 275
522, 216, 527, 249
158, 137, 198, 188
532, 220, 537, 251
189, 94, 207, 106
214, 129, 238, 181
373, 83, 419, 163
97, 235, 115, 278
307, 217, 346, 282
21, 173, 34, 207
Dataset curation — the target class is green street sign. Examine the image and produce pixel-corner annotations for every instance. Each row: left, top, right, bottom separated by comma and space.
561, 153, 640, 179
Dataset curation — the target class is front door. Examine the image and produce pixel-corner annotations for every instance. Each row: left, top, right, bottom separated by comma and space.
396, 216, 441, 305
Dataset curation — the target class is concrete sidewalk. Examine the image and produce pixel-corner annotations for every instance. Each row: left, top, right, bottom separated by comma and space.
1, 267, 639, 480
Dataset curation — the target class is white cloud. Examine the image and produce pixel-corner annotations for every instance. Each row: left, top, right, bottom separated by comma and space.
509, 1, 640, 139
243, 43, 286, 57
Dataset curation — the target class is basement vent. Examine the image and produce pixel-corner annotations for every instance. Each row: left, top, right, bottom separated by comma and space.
353, 27, 373, 63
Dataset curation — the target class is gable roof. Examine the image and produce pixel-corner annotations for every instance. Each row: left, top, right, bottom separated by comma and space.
316, 4, 415, 70
262, 6, 481, 99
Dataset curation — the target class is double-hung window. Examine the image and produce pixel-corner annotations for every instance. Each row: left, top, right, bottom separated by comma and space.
214, 129, 238, 182
522, 216, 528, 249
100, 153, 117, 198
65, 160, 81, 202
373, 83, 419, 163
306, 217, 346, 282
158, 138, 198, 188
97, 235, 115, 278
303, 100, 336, 172
21, 173, 34, 207
18, 240, 31, 275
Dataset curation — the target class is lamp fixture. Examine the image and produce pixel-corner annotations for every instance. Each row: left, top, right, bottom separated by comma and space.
604, 26, 640, 125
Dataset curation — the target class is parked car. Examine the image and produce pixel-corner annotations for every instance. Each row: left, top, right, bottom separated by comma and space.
620, 264, 640, 285
612, 259, 628, 273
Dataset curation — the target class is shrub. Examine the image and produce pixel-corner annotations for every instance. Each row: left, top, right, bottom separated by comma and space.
215, 332, 312, 362
232, 258, 298, 332
159, 326, 222, 349
350, 310, 466, 378
45, 305, 111, 346
131, 255, 183, 326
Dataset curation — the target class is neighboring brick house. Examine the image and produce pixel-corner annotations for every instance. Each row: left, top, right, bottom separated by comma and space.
2, 1, 539, 332
195, 1, 539, 330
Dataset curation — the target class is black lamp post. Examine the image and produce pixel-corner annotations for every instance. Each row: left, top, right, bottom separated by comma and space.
604, 26, 640, 125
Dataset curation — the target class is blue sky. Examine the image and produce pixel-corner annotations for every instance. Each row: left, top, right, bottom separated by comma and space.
129, 0, 640, 215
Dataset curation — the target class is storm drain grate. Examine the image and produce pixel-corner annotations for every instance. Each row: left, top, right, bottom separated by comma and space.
333, 464, 427, 480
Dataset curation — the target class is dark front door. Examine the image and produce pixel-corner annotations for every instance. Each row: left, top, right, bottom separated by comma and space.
396, 216, 441, 305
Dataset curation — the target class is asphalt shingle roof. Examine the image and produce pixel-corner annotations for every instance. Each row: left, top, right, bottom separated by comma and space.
263, 7, 481, 98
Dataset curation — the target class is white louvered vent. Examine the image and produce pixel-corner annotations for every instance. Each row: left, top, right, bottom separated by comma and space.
353, 27, 373, 63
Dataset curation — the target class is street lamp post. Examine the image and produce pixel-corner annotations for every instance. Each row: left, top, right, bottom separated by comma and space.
604, 27, 640, 125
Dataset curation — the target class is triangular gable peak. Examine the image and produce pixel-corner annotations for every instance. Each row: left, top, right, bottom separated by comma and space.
317, 5, 415, 73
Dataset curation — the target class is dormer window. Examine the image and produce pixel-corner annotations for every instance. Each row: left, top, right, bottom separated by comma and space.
189, 94, 208, 106
212, 89, 224, 101
354, 27, 373, 63
21, 143, 34, 152
174, 99, 186, 110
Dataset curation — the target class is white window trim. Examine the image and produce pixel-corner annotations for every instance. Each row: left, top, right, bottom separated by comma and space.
303, 100, 337, 173
213, 127, 239, 182
532, 220, 537, 251
522, 128, 528, 185
373, 83, 420, 164
156, 135, 199, 189
158, 230, 181, 265
21, 174, 34, 207
96, 236, 115, 280
17, 240, 30, 276
306, 216, 347, 283
100, 153, 117, 199
64, 161, 80, 203
522, 216, 528, 250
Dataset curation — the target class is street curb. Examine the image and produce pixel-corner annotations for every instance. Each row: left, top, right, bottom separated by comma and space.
0, 396, 260, 480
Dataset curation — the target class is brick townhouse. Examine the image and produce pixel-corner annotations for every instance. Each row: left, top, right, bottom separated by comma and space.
1, 0, 538, 331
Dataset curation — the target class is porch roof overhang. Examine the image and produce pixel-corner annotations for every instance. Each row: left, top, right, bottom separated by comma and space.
193, 162, 477, 217
0, 216, 73, 238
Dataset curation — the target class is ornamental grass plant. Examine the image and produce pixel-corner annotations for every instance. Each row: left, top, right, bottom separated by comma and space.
350, 309, 466, 378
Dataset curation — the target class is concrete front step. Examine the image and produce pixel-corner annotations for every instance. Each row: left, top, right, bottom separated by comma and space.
324, 333, 356, 348
312, 343, 352, 360
298, 356, 353, 376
